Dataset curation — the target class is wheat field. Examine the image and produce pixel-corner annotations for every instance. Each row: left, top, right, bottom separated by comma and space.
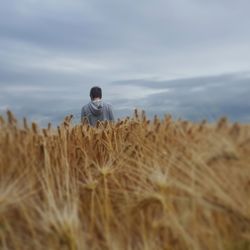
0, 110, 250, 250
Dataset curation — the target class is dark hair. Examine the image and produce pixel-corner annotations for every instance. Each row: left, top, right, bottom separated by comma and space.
90, 86, 102, 100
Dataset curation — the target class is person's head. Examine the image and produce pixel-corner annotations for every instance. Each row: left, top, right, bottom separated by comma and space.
90, 86, 102, 100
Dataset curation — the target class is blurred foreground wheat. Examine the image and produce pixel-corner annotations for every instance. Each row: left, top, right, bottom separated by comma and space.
0, 110, 250, 250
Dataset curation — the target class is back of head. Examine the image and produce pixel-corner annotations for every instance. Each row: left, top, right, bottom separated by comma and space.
90, 86, 102, 100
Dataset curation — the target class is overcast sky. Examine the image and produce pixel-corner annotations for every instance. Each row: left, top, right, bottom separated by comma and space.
0, 0, 250, 126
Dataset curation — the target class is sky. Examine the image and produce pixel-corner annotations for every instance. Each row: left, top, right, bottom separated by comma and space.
0, 0, 250, 126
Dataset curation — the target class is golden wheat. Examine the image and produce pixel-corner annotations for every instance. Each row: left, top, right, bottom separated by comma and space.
0, 110, 250, 250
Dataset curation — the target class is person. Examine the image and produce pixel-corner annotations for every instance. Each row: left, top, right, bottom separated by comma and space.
81, 86, 114, 126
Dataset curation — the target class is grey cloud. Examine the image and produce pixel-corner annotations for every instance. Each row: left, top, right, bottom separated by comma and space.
111, 72, 250, 122
1, 71, 250, 126
112, 72, 249, 91
1, 0, 250, 125
1, 0, 250, 54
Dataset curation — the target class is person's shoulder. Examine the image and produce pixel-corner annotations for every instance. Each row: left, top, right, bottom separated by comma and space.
103, 101, 113, 107
103, 102, 113, 110
81, 103, 90, 113
82, 102, 90, 109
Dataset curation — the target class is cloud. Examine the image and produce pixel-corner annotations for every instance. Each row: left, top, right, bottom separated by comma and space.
1, 0, 250, 80
1, 71, 250, 125
0, 0, 250, 125
111, 72, 250, 122
106, 85, 170, 100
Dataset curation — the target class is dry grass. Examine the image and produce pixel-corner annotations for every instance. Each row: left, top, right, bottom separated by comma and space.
0, 110, 250, 250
